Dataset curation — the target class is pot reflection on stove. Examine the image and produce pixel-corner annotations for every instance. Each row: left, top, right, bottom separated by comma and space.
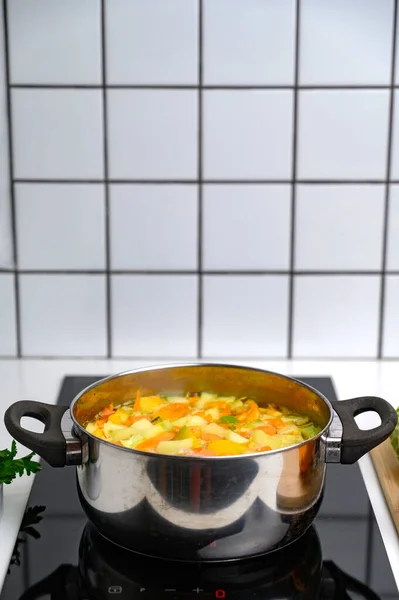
79, 522, 323, 599
6, 517, 384, 599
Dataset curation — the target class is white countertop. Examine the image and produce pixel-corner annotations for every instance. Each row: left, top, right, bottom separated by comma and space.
0, 358, 399, 592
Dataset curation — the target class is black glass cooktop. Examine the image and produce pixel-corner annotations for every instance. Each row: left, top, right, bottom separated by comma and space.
1, 376, 398, 599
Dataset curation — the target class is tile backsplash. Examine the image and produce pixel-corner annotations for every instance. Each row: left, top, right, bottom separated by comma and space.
0, 0, 399, 359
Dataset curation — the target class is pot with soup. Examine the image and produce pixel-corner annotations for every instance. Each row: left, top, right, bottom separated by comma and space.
4, 364, 397, 561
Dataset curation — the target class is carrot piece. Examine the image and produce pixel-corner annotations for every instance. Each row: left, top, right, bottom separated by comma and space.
257, 424, 277, 436
113, 441, 123, 446
200, 432, 223, 442
126, 415, 147, 426
236, 400, 260, 422
95, 418, 106, 428
99, 403, 114, 418
134, 389, 141, 412
259, 445, 272, 452
268, 418, 285, 429
194, 411, 213, 423
196, 448, 218, 457
154, 404, 189, 421
206, 402, 231, 417
135, 432, 175, 451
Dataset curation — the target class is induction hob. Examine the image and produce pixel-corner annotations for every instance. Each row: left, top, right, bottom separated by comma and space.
1, 376, 398, 599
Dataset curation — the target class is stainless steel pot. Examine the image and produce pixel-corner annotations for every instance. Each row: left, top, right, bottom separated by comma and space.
4, 364, 397, 562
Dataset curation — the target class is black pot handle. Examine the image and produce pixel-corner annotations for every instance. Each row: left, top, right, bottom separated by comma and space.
331, 396, 397, 464
4, 401, 69, 468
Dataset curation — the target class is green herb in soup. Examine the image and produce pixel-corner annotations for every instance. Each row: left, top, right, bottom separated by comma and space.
85, 391, 322, 457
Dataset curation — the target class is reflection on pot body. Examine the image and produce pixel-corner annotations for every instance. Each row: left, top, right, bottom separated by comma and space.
78, 438, 146, 510
77, 433, 325, 560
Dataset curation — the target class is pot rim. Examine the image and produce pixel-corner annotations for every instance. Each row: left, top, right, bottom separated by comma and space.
69, 363, 335, 460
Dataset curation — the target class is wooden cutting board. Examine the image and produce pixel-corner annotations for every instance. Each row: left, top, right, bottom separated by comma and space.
371, 439, 399, 533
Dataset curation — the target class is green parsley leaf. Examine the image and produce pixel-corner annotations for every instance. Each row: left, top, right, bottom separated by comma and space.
0, 441, 41, 485
219, 416, 238, 425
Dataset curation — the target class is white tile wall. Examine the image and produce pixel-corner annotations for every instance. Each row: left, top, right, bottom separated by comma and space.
0, 274, 16, 356
383, 276, 399, 358
1, 0, 398, 359
203, 91, 293, 180
110, 184, 198, 270
106, 0, 198, 85
293, 276, 380, 358
107, 90, 197, 179
0, 0, 12, 269
387, 186, 399, 270
295, 185, 385, 271
203, 185, 291, 270
8, 0, 102, 84
203, 0, 296, 85
297, 91, 390, 180
12, 89, 104, 179
391, 91, 399, 180
16, 184, 106, 270
111, 275, 198, 357
202, 275, 289, 357
300, 0, 394, 85
19, 275, 107, 357
396, 14, 399, 85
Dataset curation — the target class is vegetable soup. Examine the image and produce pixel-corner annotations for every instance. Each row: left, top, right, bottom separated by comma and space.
85, 391, 322, 456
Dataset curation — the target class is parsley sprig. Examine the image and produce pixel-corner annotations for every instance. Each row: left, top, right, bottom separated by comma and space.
0, 440, 41, 485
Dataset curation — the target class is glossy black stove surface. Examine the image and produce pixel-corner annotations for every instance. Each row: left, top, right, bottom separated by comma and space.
1, 376, 398, 599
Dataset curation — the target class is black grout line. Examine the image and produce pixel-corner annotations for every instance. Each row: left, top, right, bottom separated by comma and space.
2, 0, 21, 357
12, 178, 393, 185
293, 179, 389, 185
287, 0, 301, 359
9, 83, 399, 91
2, 354, 398, 361
100, 0, 112, 359
291, 271, 385, 276
378, 0, 398, 359
197, 0, 203, 359
14, 178, 105, 184
1, 269, 396, 276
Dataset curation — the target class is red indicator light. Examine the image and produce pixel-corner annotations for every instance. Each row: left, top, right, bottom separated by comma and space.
215, 590, 226, 598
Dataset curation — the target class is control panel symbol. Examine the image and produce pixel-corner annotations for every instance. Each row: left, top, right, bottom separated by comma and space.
192, 587, 204, 594
215, 591, 226, 598
108, 585, 122, 594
